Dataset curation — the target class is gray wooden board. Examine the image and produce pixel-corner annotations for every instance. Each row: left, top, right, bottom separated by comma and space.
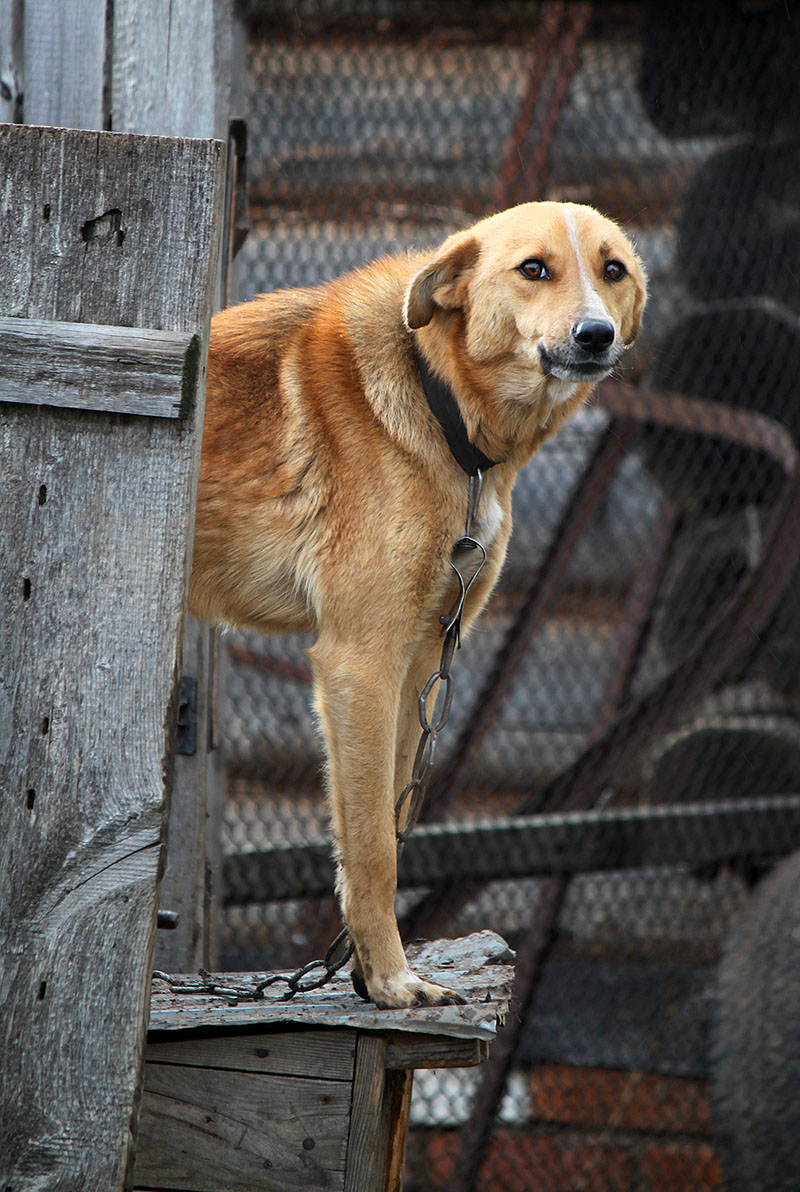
156, 617, 217, 973
0, 125, 224, 1192
22, 0, 106, 129
344, 1035, 391, 1192
0, 317, 198, 417
135, 1063, 350, 1192
148, 932, 515, 1043
112, 0, 220, 139
145, 1028, 357, 1081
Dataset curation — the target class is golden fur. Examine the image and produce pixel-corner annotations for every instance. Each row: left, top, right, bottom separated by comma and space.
190, 201, 646, 1008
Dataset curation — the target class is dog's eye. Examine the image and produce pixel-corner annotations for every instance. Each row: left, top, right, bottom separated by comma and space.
603, 259, 627, 282
518, 258, 550, 281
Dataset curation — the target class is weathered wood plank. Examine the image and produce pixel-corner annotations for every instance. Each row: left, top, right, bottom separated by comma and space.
22, 0, 107, 129
344, 1035, 392, 1192
0, 317, 198, 417
145, 1028, 356, 1081
136, 1063, 350, 1192
0, 126, 224, 329
0, 124, 225, 1192
112, 0, 222, 139
148, 933, 515, 1043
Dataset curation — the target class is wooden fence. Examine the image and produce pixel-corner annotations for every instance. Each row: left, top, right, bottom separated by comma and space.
0, 2, 235, 1187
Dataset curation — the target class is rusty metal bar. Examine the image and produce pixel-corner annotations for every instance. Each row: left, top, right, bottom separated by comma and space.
588, 502, 681, 734
491, 2, 565, 211
492, 2, 591, 210
451, 876, 568, 1192
449, 481, 680, 1192
518, 1, 592, 202
534, 430, 799, 813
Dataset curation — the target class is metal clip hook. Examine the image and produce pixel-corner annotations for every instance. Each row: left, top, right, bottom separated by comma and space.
465, 469, 484, 537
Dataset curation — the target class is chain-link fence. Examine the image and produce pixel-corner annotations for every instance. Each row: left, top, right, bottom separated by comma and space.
219, 3, 800, 1187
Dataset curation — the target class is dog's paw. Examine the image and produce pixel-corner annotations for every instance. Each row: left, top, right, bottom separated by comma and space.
367, 967, 467, 1010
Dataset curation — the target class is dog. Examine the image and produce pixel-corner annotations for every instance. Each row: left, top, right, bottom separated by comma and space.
189, 201, 646, 1008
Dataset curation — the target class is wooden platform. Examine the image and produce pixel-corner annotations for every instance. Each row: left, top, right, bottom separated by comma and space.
136, 932, 515, 1192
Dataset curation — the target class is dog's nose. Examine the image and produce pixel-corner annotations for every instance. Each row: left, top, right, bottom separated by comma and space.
572, 318, 615, 354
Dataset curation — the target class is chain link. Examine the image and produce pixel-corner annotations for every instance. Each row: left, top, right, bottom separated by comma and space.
154, 472, 487, 1003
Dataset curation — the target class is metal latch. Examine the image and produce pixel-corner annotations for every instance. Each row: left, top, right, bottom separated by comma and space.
175, 675, 197, 755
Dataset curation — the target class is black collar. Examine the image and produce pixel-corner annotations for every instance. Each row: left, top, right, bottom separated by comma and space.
413, 344, 498, 476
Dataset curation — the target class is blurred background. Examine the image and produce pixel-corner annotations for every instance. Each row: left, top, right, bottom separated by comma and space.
218, 2, 800, 1188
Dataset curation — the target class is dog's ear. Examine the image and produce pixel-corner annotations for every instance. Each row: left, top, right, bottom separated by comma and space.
403, 235, 480, 330
623, 259, 648, 347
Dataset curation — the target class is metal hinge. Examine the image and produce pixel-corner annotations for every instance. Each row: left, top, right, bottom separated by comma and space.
175, 675, 197, 755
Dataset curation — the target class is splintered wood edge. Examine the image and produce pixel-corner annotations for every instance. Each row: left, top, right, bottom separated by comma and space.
384, 1033, 491, 1070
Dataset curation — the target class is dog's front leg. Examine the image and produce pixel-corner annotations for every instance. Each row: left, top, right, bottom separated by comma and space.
309, 633, 465, 1009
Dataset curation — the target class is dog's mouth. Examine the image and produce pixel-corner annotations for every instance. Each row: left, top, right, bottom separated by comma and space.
538, 343, 620, 384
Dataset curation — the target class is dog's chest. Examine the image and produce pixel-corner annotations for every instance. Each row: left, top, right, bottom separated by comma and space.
450, 490, 505, 577
473, 491, 504, 550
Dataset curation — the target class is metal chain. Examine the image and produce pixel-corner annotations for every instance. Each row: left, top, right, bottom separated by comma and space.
394, 471, 487, 849
154, 472, 487, 1004
152, 925, 354, 1003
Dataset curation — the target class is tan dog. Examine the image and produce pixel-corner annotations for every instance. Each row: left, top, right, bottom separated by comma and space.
190, 201, 646, 1008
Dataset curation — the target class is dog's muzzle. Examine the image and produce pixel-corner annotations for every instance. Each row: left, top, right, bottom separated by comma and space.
539, 318, 621, 383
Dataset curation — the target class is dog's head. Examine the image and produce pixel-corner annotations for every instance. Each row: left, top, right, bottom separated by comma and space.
404, 202, 647, 399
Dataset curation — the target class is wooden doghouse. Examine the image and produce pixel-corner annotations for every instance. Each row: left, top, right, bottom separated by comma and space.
135, 932, 514, 1192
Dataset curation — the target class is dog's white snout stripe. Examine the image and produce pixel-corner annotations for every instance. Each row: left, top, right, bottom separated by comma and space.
563, 208, 613, 325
